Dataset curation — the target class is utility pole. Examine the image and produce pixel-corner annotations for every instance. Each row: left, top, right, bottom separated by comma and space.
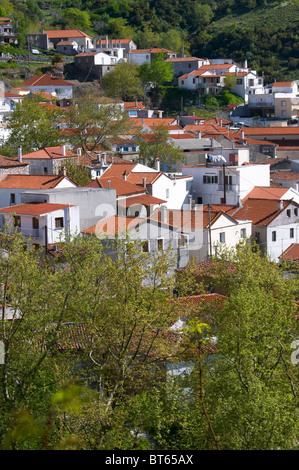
208, 203, 212, 259
223, 164, 226, 204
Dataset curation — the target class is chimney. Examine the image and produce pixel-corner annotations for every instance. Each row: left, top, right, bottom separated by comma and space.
244, 59, 248, 69
101, 152, 107, 165
61, 166, 66, 176
142, 177, 147, 188
76, 147, 82, 157
241, 130, 245, 139
18, 145, 22, 163
155, 157, 160, 171
107, 180, 111, 189
105, 36, 108, 48
220, 119, 223, 127
197, 131, 201, 139
278, 200, 283, 211
123, 170, 127, 181
188, 195, 193, 209
294, 183, 299, 192
61, 144, 66, 156
135, 99, 138, 107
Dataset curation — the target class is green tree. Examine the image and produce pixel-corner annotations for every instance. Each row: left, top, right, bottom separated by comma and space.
64, 8, 92, 32
139, 53, 174, 106
102, 62, 144, 102
136, 125, 184, 169
2, 97, 64, 156
65, 87, 132, 152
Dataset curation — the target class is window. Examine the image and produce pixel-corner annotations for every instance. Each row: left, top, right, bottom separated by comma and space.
44, 167, 48, 174
13, 215, 21, 227
294, 208, 298, 216
241, 228, 246, 238
188, 63, 191, 68
248, 79, 254, 86
203, 175, 218, 184
290, 228, 294, 238
219, 232, 225, 243
10, 193, 15, 205
287, 209, 291, 217
157, 239, 163, 251
181, 80, 184, 85
32, 217, 39, 229
281, 100, 286, 107
272, 231, 276, 242
255, 232, 260, 243
282, 110, 286, 117
178, 234, 188, 248
55, 217, 64, 229
142, 241, 149, 253
236, 78, 243, 85
197, 197, 202, 204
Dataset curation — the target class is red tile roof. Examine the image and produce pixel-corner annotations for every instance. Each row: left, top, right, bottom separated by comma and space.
129, 48, 175, 54
239, 127, 299, 136
44, 29, 91, 39
271, 171, 299, 181
165, 57, 203, 62
0, 155, 28, 168
232, 198, 291, 226
123, 101, 144, 109
272, 82, 294, 87
279, 243, 299, 262
0, 202, 73, 216
0, 174, 76, 189
118, 194, 167, 207
243, 187, 289, 200
20, 74, 74, 88
21, 146, 77, 160
85, 176, 146, 197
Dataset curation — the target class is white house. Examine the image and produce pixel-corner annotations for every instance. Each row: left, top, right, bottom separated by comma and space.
0, 201, 80, 246
0, 90, 24, 122
181, 162, 270, 205
128, 48, 177, 66
102, 160, 193, 210
43, 29, 93, 51
19, 75, 74, 100
0, 172, 78, 209
232, 194, 299, 262
224, 71, 264, 103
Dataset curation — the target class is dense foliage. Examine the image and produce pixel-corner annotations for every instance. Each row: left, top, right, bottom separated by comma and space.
1, 1, 298, 83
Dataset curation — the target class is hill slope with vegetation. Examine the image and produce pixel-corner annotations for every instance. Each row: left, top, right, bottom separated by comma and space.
1, 0, 298, 84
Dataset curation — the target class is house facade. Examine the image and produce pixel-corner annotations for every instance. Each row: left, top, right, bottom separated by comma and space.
20, 145, 78, 175
0, 202, 80, 246
0, 17, 17, 44
19, 75, 74, 101
181, 162, 270, 205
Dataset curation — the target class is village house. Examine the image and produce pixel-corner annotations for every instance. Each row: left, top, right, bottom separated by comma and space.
149, 205, 251, 262
0, 201, 80, 247
82, 211, 190, 272
232, 187, 299, 262
0, 17, 17, 44
19, 75, 74, 101
42, 29, 92, 51
74, 48, 125, 80
237, 126, 299, 159
181, 157, 270, 205
101, 160, 193, 210
165, 57, 210, 79
0, 154, 29, 177
18, 145, 79, 175
56, 40, 79, 56
0, 90, 24, 122
128, 48, 177, 65
0, 172, 78, 209
94, 37, 137, 57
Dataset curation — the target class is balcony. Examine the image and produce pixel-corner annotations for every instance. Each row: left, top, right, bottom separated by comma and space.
16, 227, 40, 238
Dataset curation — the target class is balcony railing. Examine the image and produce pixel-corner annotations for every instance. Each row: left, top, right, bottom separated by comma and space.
17, 227, 40, 238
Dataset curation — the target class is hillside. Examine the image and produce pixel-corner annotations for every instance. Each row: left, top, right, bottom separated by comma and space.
0, 0, 298, 84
